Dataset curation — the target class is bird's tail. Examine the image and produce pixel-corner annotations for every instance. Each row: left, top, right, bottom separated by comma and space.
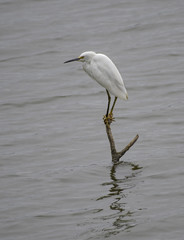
125, 93, 128, 100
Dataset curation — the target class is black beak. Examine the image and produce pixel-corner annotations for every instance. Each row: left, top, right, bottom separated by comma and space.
64, 57, 80, 63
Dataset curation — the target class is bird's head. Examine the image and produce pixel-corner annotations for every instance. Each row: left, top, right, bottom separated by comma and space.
64, 51, 96, 64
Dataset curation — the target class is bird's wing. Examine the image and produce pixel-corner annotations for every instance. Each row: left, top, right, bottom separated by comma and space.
91, 55, 120, 86
90, 54, 127, 99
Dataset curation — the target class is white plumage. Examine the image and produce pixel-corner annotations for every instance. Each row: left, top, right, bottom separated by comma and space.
81, 51, 128, 100
64, 51, 128, 118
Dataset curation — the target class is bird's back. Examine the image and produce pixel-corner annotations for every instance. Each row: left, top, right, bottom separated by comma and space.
83, 53, 128, 100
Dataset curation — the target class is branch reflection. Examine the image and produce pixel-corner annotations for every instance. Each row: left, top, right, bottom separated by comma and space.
97, 162, 142, 236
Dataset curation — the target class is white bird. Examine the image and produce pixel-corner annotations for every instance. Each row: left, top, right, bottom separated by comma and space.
64, 51, 128, 121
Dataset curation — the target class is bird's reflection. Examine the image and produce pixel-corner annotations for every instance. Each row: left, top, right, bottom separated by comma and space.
96, 162, 142, 236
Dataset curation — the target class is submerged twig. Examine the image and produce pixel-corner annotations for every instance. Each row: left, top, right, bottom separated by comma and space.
105, 118, 139, 163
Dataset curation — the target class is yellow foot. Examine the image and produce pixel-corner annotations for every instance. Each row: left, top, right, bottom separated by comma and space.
109, 112, 115, 122
103, 113, 115, 125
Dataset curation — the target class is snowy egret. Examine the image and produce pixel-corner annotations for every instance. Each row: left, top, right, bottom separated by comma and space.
64, 51, 128, 121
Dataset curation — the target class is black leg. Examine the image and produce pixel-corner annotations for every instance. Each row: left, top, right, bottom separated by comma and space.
106, 90, 111, 117
110, 97, 117, 115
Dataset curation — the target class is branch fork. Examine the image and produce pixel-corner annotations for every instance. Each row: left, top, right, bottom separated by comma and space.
104, 117, 139, 163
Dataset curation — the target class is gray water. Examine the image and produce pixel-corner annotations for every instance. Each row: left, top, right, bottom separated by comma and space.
1, 0, 184, 239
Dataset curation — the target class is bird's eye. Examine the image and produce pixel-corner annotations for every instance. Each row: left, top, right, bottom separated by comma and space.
80, 56, 84, 59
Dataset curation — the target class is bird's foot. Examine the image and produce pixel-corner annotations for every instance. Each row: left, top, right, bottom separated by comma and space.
103, 113, 115, 125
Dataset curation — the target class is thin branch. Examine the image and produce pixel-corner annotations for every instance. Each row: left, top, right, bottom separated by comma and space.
118, 134, 139, 158
105, 122, 117, 156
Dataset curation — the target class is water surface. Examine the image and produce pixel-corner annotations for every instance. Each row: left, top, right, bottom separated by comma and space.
0, 0, 184, 239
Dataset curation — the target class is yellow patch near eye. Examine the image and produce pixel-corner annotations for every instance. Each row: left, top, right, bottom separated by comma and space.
80, 56, 84, 59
